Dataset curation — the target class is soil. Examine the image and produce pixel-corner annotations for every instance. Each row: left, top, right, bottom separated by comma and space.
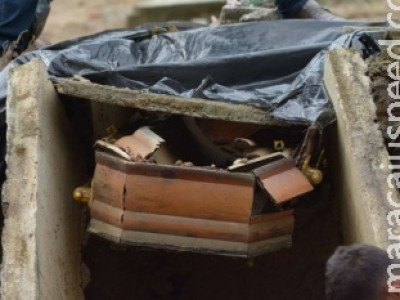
42, 0, 387, 44
368, 45, 400, 155
42, 0, 136, 44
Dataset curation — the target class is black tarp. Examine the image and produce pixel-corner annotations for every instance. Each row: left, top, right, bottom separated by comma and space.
0, 20, 386, 129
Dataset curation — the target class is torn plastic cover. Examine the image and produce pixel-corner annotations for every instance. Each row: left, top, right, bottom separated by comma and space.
0, 20, 386, 129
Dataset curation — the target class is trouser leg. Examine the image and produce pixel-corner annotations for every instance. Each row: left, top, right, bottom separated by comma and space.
0, 0, 39, 52
274, 0, 309, 18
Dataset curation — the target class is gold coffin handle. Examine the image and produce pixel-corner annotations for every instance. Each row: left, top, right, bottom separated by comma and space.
301, 155, 323, 186
73, 187, 92, 204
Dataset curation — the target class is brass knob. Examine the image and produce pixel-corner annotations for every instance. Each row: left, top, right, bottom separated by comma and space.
303, 168, 323, 185
301, 155, 323, 185
73, 187, 91, 204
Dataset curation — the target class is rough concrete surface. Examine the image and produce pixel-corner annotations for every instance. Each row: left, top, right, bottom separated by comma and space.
55, 78, 287, 126
1, 59, 85, 300
368, 40, 400, 152
128, 0, 224, 27
220, 6, 279, 24
324, 48, 398, 248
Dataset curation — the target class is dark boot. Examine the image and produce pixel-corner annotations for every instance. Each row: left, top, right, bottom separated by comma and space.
294, 0, 344, 21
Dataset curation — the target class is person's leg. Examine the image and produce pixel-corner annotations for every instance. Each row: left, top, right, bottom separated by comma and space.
275, 0, 309, 18
0, 0, 39, 51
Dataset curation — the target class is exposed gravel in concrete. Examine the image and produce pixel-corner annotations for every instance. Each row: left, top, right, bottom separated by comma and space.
368, 45, 400, 155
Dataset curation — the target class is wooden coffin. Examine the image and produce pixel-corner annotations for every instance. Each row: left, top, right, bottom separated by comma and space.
88, 151, 295, 257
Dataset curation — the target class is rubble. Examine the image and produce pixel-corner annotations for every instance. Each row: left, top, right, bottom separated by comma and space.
367, 39, 400, 155
114, 127, 165, 159
219, 0, 278, 24
128, 0, 225, 27
220, 6, 279, 24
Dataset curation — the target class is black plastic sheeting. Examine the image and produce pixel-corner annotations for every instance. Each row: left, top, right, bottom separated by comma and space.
0, 20, 386, 129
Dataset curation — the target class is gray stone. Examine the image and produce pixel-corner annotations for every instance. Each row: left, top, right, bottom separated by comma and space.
324, 48, 398, 248
128, 0, 225, 27
55, 77, 288, 127
1, 59, 86, 300
220, 5, 279, 24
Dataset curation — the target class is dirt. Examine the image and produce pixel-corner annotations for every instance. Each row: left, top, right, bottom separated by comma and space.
42, 0, 137, 43
368, 44, 400, 154
321, 0, 389, 21
42, 0, 388, 44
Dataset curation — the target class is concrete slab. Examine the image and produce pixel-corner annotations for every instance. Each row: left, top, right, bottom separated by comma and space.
55, 78, 288, 126
324, 48, 399, 248
1, 59, 86, 300
128, 0, 224, 27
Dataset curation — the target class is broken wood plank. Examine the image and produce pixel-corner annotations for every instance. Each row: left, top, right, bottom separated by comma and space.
55, 78, 288, 126
114, 126, 165, 159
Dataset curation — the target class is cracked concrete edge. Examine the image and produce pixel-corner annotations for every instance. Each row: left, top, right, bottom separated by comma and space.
1, 60, 42, 299
1, 59, 84, 300
324, 48, 398, 248
54, 78, 289, 127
